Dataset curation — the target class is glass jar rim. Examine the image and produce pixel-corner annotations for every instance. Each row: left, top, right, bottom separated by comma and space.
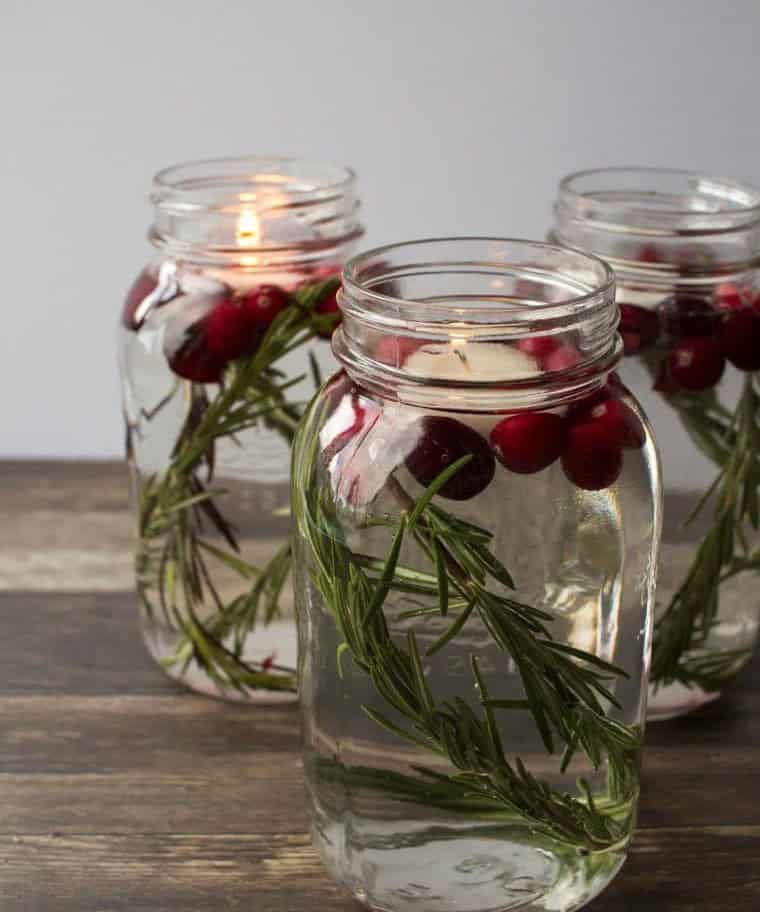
149, 155, 363, 262
336, 237, 620, 410
341, 236, 616, 332
558, 166, 760, 233
153, 155, 356, 210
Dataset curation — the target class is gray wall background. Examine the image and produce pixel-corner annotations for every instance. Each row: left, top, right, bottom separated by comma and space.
3, 0, 760, 470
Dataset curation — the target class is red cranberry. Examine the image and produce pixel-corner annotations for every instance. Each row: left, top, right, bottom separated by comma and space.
561, 422, 623, 491
719, 308, 760, 372
659, 294, 719, 338
241, 284, 291, 330
204, 297, 260, 361
375, 335, 423, 367
573, 397, 645, 450
166, 328, 226, 383
490, 412, 566, 474
406, 416, 495, 500
714, 282, 745, 312
543, 345, 581, 372
668, 338, 726, 391
517, 337, 560, 359
618, 304, 660, 355
315, 287, 341, 339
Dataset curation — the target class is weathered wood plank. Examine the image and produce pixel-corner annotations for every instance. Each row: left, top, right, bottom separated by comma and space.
0, 829, 758, 912
0, 593, 173, 696
0, 461, 133, 591
1, 761, 759, 837
0, 773, 308, 836
0, 697, 301, 772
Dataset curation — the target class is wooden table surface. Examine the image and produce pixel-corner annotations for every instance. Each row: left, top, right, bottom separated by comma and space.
2, 461, 759, 911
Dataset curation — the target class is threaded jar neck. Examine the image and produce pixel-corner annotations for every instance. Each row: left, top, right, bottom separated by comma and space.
149, 156, 363, 268
334, 238, 620, 410
553, 167, 760, 290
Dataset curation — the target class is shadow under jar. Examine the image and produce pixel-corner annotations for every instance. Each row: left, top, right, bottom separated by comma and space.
118, 156, 363, 702
291, 239, 661, 912
552, 167, 760, 721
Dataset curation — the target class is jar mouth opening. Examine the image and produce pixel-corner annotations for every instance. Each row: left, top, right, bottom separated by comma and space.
558, 167, 760, 234
149, 155, 362, 260
342, 237, 615, 332
153, 155, 356, 209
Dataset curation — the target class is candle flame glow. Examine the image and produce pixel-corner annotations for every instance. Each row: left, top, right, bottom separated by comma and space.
236, 208, 260, 247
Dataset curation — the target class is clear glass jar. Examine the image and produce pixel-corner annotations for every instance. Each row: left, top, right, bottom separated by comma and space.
118, 156, 363, 702
292, 239, 661, 912
552, 167, 760, 721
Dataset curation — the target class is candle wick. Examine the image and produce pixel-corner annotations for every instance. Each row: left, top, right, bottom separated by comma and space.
453, 347, 470, 370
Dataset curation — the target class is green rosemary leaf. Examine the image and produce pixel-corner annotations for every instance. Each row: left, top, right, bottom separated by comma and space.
425, 599, 476, 657
471, 656, 504, 759
361, 706, 433, 751
365, 517, 408, 623
197, 540, 259, 579
434, 538, 449, 616
308, 350, 323, 390
486, 699, 532, 711
336, 642, 350, 680
407, 631, 435, 715
543, 641, 629, 678
407, 456, 473, 528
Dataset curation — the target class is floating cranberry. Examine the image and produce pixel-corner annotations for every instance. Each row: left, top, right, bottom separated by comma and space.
490, 412, 566, 474
315, 287, 341, 339
204, 297, 260, 361
618, 304, 660, 355
659, 294, 719, 338
543, 345, 581, 373
517, 337, 560, 359
375, 335, 423, 367
406, 416, 495, 500
668, 338, 726, 391
714, 282, 744, 312
573, 396, 645, 450
166, 329, 226, 383
719, 309, 760, 372
561, 422, 623, 491
242, 284, 291, 330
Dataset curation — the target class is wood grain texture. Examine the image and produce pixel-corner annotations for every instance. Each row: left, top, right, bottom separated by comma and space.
1, 830, 759, 912
1, 462, 759, 910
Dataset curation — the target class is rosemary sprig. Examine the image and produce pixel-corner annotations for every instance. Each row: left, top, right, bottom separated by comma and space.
652, 373, 760, 690
132, 278, 340, 693
294, 419, 641, 853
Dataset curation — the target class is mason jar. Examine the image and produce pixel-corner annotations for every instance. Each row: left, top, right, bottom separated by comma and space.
292, 239, 661, 912
118, 156, 363, 702
552, 167, 760, 720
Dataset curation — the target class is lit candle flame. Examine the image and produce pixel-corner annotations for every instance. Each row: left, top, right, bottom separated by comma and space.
236, 194, 260, 267
236, 208, 260, 247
